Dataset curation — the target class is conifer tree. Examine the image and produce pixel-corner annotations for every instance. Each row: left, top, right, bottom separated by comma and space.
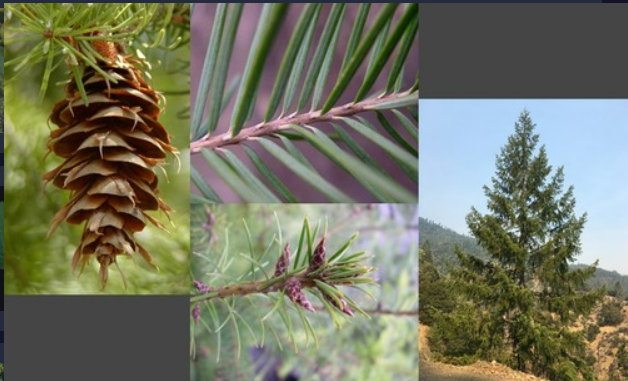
419, 242, 456, 326
612, 280, 624, 298
454, 110, 603, 381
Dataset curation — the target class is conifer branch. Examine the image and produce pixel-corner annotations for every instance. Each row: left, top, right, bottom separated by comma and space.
4, 4, 189, 100
190, 3, 418, 203
191, 90, 417, 152
191, 264, 374, 303
327, 308, 419, 317
191, 217, 378, 330
190, 205, 418, 377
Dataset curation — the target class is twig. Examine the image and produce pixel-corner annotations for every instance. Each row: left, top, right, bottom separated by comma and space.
191, 271, 362, 303
191, 90, 418, 153
314, 307, 418, 317
365, 308, 418, 317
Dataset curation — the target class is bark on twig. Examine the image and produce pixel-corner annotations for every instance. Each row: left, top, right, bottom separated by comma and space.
190, 91, 417, 153
190, 272, 357, 303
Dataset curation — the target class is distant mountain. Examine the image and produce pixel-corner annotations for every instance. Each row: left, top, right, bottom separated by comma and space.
420, 217, 628, 294
419, 217, 487, 270
573, 264, 628, 295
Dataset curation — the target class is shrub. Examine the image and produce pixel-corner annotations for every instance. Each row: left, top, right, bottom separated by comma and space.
598, 302, 624, 327
428, 304, 495, 363
586, 324, 600, 341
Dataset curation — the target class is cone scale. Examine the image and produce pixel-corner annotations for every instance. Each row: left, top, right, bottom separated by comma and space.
44, 41, 178, 288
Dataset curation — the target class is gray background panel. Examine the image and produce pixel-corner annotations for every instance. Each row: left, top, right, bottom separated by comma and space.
420, 4, 628, 98
5, 296, 189, 380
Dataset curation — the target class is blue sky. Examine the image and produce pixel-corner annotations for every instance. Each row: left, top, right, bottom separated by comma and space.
420, 100, 628, 275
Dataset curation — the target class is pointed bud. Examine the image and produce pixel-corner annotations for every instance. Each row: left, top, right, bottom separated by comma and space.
341, 301, 354, 316
192, 304, 201, 323
285, 277, 302, 302
296, 292, 316, 313
193, 280, 211, 294
308, 237, 327, 273
274, 243, 291, 277
285, 277, 316, 313
321, 286, 354, 317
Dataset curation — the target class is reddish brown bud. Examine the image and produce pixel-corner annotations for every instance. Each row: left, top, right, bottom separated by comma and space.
192, 304, 201, 323
296, 292, 316, 313
341, 301, 354, 316
285, 277, 315, 313
308, 237, 327, 273
193, 280, 211, 294
285, 277, 302, 302
274, 243, 291, 277
321, 286, 354, 317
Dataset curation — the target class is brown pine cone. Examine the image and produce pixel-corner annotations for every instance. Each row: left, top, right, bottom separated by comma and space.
44, 42, 178, 288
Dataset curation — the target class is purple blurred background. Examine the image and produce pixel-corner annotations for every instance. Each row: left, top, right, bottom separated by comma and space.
191, 4, 419, 202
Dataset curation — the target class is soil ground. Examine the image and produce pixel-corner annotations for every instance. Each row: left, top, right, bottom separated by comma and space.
420, 361, 546, 381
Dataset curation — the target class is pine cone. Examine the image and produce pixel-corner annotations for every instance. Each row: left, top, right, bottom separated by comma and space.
307, 237, 326, 273
44, 41, 177, 288
274, 243, 290, 277
285, 277, 315, 313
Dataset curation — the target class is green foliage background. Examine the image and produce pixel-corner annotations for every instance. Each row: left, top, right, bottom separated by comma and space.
1, 203, 4, 271
3, 35, 190, 294
191, 204, 419, 381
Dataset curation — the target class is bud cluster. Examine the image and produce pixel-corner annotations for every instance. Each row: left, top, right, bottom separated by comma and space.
270, 236, 363, 317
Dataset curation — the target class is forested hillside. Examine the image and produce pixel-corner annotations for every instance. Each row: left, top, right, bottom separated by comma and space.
418, 218, 487, 270
575, 265, 628, 297
420, 217, 628, 297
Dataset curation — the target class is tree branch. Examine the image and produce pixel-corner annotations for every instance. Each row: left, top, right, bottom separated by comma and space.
190, 90, 418, 153
192, 277, 417, 318
191, 270, 364, 303
329, 307, 418, 317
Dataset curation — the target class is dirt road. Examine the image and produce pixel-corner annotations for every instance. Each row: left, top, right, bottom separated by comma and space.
421, 362, 504, 381
420, 361, 546, 381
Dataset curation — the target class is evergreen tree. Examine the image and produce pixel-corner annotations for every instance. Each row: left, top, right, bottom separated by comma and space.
419, 243, 456, 325
598, 301, 624, 327
454, 110, 603, 380
612, 280, 624, 298
422, 240, 435, 267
